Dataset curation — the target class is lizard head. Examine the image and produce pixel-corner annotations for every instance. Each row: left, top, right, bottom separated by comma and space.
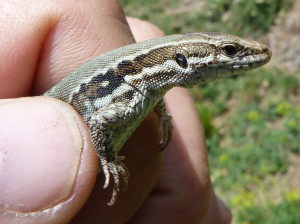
170, 32, 272, 87
121, 32, 271, 93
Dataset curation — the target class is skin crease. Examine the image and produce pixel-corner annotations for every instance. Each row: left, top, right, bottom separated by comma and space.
0, 0, 232, 223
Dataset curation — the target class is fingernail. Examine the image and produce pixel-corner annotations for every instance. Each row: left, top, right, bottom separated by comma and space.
0, 97, 82, 213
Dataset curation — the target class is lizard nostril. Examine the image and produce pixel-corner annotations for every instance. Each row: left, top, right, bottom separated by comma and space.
262, 46, 271, 54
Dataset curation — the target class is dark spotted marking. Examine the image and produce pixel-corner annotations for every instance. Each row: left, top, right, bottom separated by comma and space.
116, 60, 137, 76
191, 52, 199, 57
70, 69, 125, 117
111, 90, 135, 103
115, 46, 174, 77
134, 53, 148, 61
85, 69, 124, 98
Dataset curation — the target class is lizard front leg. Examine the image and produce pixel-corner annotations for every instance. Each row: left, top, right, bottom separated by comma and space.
88, 102, 135, 206
154, 99, 173, 151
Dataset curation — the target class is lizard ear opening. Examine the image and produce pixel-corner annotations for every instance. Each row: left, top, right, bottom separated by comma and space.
175, 53, 188, 69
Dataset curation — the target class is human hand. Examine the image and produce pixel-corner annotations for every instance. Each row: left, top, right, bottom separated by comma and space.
0, 0, 231, 223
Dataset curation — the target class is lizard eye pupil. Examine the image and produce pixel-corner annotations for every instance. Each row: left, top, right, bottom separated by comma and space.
223, 45, 238, 56
175, 53, 188, 68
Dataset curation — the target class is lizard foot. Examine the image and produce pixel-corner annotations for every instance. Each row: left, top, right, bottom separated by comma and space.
100, 155, 130, 206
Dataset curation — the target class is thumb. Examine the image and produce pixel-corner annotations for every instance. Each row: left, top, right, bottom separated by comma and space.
0, 97, 98, 223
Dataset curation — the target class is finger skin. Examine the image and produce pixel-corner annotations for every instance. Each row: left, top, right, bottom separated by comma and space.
0, 97, 98, 224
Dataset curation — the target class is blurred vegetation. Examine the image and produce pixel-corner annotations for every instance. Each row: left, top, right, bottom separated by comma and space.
120, 0, 299, 223
121, 0, 293, 37
197, 68, 300, 223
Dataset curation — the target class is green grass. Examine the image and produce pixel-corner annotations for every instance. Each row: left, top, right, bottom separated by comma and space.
195, 67, 300, 223
120, 0, 298, 223
237, 198, 300, 224
120, 0, 293, 37
198, 68, 300, 179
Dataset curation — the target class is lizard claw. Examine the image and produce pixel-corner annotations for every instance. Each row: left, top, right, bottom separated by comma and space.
100, 155, 130, 206
100, 157, 110, 189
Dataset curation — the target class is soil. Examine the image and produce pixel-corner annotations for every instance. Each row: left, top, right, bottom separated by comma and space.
265, 0, 300, 73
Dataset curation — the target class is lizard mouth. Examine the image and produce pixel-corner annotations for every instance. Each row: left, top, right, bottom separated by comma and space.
232, 49, 272, 70
192, 52, 272, 84
194, 45, 272, 83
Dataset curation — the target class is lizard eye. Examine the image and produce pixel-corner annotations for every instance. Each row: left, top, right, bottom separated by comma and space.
175, 53, 188, 68
222, 44, 238, 57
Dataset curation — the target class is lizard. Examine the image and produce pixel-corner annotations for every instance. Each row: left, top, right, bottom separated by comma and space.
43, 32, 272, 206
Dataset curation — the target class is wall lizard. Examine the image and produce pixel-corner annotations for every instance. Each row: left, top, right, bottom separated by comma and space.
43, 32, 272, 206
